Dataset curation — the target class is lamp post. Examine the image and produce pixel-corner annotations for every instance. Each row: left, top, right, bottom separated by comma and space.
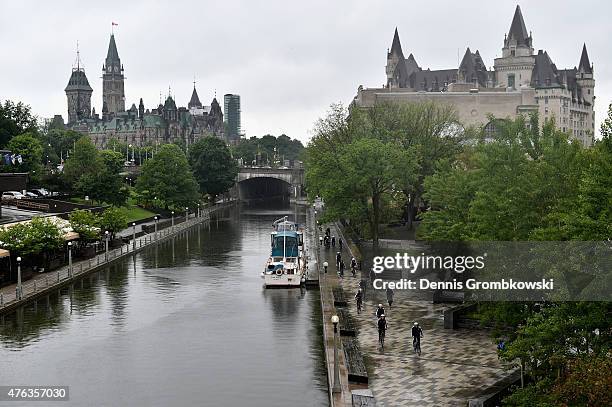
197, 203, 200, 218
185, 207, 189, 222
154, 216, 158, 240
132, 223, 136, 250
171, 211, 175, 228
331, 315, 340, 393
105, 231, 109, 261
68, 241, 73, 277
16, 256, 22, 300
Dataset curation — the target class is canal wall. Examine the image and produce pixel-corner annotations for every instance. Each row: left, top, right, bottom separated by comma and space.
306, 208, 354, 407
0, 201, 235, 315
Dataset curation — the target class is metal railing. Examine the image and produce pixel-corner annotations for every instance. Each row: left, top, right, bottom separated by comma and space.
0, 203, 225, 310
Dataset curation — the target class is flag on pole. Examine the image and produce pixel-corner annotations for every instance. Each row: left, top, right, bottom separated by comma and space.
112, 22, 118, 26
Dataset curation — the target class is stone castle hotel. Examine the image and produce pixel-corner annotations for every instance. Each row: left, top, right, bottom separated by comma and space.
61, 33, 229, 147
354, 5, 595, 146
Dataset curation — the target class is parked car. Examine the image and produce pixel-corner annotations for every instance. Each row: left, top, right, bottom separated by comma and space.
2, 191, 25, 200
25, 191, 39, 198
31, 188, 50, 196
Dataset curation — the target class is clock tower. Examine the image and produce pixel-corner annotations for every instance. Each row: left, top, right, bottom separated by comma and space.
102, 34, 125, 116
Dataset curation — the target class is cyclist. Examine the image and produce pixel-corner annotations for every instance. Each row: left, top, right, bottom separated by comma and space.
354, 288, 363, 314
350, 257, 357, 276
376, 304, 385, 319
377, 314, 388, 349
412, 322, 424, 355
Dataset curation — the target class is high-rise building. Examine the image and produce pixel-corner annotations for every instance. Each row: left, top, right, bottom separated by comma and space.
224, 94, 241, 140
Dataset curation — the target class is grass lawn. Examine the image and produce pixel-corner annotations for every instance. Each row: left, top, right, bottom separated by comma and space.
117, 205, 156, 223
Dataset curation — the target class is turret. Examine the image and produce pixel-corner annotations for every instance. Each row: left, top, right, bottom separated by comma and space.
386, 28, 404, 87
138, 98, 144, 119
576, 43, 595, 136
64, 49, 93, 124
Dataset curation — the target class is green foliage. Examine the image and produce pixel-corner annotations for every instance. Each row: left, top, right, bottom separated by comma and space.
62, 138, 127, 205
135, 144, 199, 210
68, 209, 100, 241
189, 137, 238, 198
419, 113, 585, 241
4, 133, 44, 182
39, 128, 83, 164
99, 207, 128, 240
231, 134, 305, 164
306, 103, 420, 243
63, 136, 101, 185
0, 100, 38, 148
0, 217, 64, 256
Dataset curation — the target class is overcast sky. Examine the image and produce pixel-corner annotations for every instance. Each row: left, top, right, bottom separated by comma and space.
1, 0, 610, 143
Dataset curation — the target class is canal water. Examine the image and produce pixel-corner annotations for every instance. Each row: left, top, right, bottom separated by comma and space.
0, 204, 328, 407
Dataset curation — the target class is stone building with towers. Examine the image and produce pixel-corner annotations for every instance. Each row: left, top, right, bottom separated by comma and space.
62, 33, 226, 148
354, 5, 595, 146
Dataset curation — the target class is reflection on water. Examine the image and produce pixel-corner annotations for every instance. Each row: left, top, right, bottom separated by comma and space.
0, 203, 328, 407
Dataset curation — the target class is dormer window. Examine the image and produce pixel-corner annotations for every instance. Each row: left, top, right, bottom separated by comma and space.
511, 49, 516, 57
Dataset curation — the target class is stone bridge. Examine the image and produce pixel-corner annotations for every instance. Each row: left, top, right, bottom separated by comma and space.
235, 166, 305, 201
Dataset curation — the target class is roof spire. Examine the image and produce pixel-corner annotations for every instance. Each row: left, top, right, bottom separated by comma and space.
507, 5, 530, 47
578, 43, 593, 74
390, 27, 403, 56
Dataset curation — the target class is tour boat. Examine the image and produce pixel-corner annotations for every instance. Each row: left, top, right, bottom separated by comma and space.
261, 217, 306, 287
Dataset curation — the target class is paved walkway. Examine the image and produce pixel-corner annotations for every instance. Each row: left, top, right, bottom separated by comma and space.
329, 225, 514, 407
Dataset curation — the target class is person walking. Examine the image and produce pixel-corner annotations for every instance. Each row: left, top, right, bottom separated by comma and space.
336, 252, 341, 268
331, 236, 336, 247
319, 236, 323, 246
323, 261, 328, 274
386, 287, 394, 307
412, 322, 424, 355
338, 238, 343, 251
339, 260, 345, 277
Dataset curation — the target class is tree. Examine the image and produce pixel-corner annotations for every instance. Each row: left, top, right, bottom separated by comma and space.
189, 137, 238, 200
135, 144, 199, 209
63, 136, 102, 186
5, 133, 44, 183
306, 103, 418, 245
0, 100, 38, 148
99, 207, 127, 240
69, 209, 101, 241
0, 217, 64, 257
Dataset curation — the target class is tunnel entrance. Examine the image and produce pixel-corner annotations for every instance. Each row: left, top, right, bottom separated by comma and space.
237, 177, 291, 202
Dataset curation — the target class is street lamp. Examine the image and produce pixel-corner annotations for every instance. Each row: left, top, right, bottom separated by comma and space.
16, 256, 22, 300
197, 203, 201, 218
132, 222, 136, 250
331, 314, 340, 393
105, 231, 109, 261
171, 211, 175, 227
68, 241, 73, 277
154, 216, 158, 240
185, 207, 189, 222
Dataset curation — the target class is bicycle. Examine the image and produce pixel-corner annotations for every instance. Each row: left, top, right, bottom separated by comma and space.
413, 337, 421, 356
378, 329, 386, 350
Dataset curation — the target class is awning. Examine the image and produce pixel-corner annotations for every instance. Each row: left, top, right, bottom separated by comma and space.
63, 231, 80, 241
0, 248, 9, 258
